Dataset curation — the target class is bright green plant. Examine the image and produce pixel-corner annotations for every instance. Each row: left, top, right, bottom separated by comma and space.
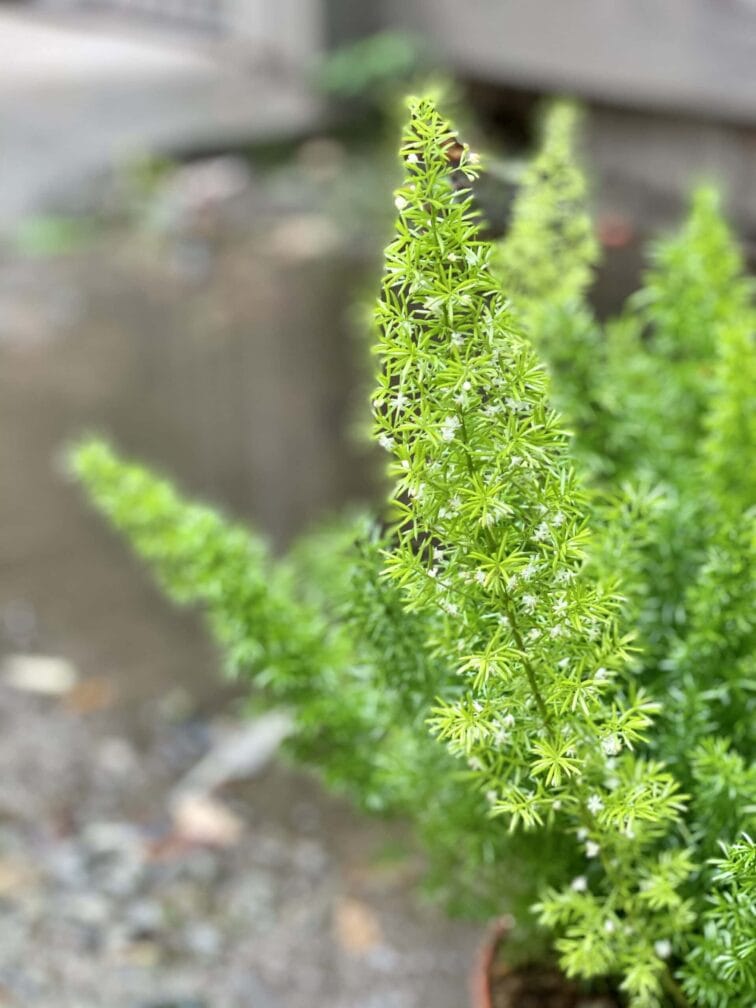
494, 102, 606, 471
71, 95, 754, 1007
496, 102, 598, 311
71, 442, 572, 936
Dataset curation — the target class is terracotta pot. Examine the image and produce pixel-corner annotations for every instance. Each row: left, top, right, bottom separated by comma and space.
470, 921, 619, 1008
470, 917, 512, 1008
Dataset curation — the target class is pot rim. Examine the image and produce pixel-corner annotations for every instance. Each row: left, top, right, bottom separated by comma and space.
469, 916, 513, 1008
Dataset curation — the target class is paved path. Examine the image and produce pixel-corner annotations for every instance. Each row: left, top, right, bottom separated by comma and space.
0, 10, 319, 231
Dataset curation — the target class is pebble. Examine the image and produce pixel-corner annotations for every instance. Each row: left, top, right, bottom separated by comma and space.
3, 653, 78, 695
64, 892, 111, 927
182, 921, 221, 958
47, 842, 88, 889
126, 900, 165, 938
97, 736, 140, 779
174, 711, 293, 795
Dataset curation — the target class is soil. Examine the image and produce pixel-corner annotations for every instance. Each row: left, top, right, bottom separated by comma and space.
489, 964, 620, 1008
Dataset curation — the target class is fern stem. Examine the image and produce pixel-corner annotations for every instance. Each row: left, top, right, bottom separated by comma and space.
458, 412, 553, 730
660, 969, 691, 1008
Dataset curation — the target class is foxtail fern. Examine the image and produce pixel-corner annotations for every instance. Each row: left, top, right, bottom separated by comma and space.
71, 94, 754, 1008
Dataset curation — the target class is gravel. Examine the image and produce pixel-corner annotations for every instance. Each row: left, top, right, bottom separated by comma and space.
0, 682, 479, 1008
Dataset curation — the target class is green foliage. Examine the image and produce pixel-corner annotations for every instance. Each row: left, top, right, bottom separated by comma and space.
71, 95, 754, 1008
374, 98, 698, 1008
315, 31, 427, 105
604, 186, 751, 487
662, 521, 756, 772
681, 837, 756, 1008
69, 442, 367, 789
14, 214, 99, 257
70, 440, 573, 928
496, 102, 598, 310
495, 104, 605, 470
702, 314, 756, 518
488, 100, 754, 1005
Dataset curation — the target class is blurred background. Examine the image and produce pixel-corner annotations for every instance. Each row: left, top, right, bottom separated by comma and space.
1, 3, 755, 1006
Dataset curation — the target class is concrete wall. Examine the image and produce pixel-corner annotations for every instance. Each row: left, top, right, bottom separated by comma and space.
586, 104, 756, 244
40, 0, 324, 67
385, 0, 756, 247
387, 0, 756, 124
227, 0, 323, 68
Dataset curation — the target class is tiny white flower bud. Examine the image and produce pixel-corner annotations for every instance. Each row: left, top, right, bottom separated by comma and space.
654, 940, 672, 960
522, 593, 537, 612
440, 415, 461, 442
601, 734, 622, 756
571, 876, 588, 893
